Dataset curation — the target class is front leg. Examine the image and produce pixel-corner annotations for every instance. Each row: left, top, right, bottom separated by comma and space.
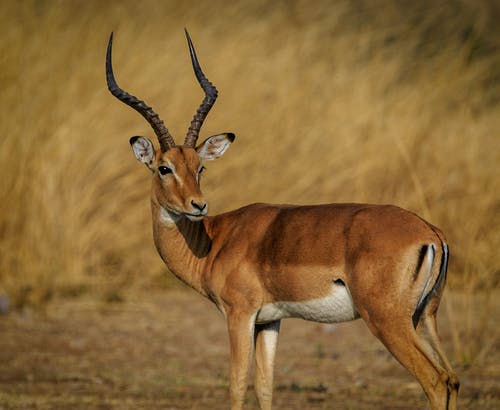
254, 320, 281, 410
227, 310, 257, 410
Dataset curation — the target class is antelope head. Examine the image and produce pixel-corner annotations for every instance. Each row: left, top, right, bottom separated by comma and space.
106, 30, 235, 221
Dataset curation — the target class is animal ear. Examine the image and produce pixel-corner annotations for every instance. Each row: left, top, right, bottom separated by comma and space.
130, 136, 156, 170
196, 133, 235, 161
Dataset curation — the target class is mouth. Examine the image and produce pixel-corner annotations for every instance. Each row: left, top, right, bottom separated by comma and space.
185, 213, 205, 222
161, 205, 207, 222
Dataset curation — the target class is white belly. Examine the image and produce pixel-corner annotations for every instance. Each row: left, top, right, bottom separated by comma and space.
256, 283, 360, 324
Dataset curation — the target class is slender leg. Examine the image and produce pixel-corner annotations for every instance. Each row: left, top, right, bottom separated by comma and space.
227, 311, 256, 410
254, 320, 281, 410
365, 316, 454, 410
422, 314, 460, 409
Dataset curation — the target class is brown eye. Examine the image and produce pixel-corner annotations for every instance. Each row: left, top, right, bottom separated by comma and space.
199, 166, 206, 174
158, 166, 172, 175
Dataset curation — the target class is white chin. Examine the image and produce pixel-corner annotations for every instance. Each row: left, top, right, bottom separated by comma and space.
186, 214, 204, 222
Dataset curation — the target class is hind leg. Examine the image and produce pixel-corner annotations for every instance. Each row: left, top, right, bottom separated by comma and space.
420, 313, 459, 409
364, 315, 456, 410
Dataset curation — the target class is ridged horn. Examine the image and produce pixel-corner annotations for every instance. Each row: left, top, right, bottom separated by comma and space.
106, 33, 176, 152
184, 29, 219, 148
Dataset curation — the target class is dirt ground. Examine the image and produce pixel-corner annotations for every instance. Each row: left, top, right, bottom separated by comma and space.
0, 289, 498, 410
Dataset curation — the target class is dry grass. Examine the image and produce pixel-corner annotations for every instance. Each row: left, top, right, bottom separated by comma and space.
0, 0, 499, 362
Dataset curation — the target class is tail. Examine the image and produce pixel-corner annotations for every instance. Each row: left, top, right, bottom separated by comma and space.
412, 243, 449, 328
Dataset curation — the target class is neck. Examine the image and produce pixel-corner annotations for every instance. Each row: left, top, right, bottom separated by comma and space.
151, 200, 212, 295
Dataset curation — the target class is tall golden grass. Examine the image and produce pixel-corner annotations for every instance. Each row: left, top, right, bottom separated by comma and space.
1, 0, 498, 322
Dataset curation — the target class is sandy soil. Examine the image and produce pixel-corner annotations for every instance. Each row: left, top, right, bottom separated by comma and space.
0, 289, 498, 409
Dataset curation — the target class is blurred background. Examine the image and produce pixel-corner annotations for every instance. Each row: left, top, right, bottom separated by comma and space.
1, 3, 499, 407
1, 0, 499, 309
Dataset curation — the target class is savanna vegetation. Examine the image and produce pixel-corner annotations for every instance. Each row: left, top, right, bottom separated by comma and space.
0, 0, 499, 408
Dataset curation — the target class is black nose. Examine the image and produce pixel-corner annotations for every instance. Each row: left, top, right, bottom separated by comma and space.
191, 200, 207, 212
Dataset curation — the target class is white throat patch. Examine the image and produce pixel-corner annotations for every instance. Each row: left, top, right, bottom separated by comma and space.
159, 207, 180, 225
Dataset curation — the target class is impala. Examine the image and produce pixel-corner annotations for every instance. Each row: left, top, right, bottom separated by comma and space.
106, 30, 459, 410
